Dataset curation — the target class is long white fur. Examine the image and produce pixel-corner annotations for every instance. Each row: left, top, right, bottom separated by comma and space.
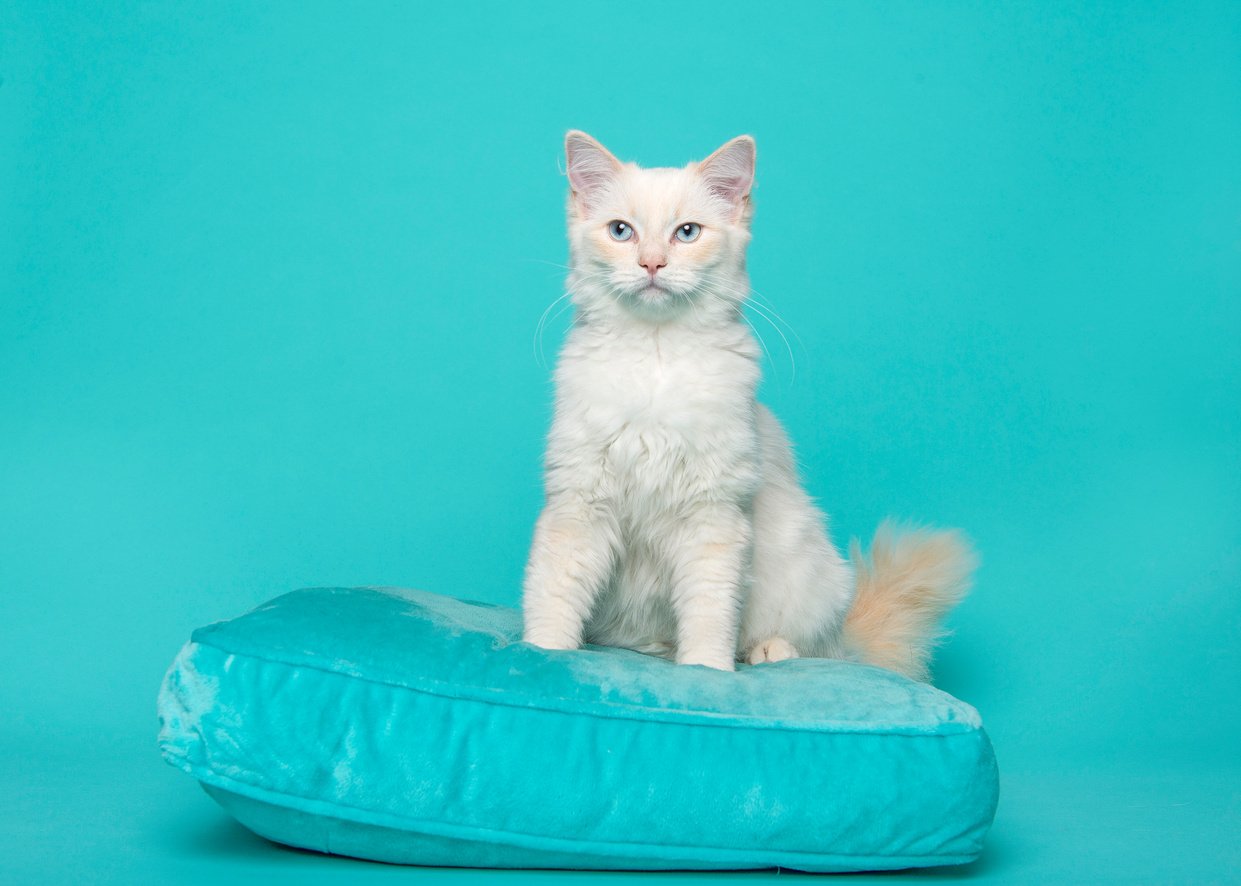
522, 132, 974, 677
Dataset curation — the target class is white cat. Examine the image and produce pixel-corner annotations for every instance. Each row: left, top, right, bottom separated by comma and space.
521, 131, 975, 679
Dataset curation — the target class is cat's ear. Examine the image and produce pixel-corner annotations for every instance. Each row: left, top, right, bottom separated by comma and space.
699, 135, 756, 221
565, 131, 622, 214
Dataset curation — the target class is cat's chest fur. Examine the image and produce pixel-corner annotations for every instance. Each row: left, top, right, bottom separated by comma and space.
548, 322, 762, 505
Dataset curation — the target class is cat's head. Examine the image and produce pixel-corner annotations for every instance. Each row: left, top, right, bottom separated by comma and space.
563, 132, 755, 322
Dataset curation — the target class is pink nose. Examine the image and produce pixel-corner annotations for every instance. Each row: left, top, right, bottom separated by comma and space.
640, 256, 667, 276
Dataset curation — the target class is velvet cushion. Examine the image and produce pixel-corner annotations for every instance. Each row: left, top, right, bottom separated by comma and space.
157, 587, 998, 871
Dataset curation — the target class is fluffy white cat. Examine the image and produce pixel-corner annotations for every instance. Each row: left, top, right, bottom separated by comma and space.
521, 131, 975, 679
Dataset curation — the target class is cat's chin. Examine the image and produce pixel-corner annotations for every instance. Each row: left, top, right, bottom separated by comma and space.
616, 286, 692, 322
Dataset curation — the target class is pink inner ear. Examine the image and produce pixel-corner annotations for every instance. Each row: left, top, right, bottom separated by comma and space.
706, 173, 750, 204
568, 159, 612, 201
566, 134, 620, 211
700, 138, 756, 208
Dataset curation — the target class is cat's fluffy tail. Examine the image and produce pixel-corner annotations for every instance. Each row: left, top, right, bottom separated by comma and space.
843, 521, 977, 682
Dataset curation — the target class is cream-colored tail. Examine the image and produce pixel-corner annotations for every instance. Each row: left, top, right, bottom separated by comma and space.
843, 521, 978, 682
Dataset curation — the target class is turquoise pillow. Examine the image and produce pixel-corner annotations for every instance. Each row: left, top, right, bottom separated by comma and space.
158, 587, 998, 871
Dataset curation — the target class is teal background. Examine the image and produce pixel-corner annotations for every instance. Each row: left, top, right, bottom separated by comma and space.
2, 2, 1237, 882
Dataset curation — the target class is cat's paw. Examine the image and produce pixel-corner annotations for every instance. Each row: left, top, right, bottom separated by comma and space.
746, 637, 799, 665
522, 626, 581, 651
677, 650, 737, 671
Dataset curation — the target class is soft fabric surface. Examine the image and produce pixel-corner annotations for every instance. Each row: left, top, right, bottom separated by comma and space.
157, 587, 998, 871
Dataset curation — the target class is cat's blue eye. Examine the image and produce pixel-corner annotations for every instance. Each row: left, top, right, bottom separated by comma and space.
675, 222, 701, 243
608, 220, 634, 242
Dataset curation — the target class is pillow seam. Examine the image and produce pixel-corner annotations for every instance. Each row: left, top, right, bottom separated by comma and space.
187, 637, 984, 738
163, 748, 983, 866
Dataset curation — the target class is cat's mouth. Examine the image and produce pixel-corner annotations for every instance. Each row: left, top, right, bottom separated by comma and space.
615, 279, 691, 315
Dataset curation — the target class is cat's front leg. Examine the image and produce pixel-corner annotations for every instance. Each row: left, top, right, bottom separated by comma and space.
522, 496, 618, 650
668, 504, 751, 671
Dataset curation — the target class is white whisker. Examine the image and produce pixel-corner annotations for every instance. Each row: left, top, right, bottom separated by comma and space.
533, 293, 571, 369
533, 269, 616, 367
696, 272, 802, 383
742, 300, 797, 384
523, 258, 575, 272
701, 291, 776, 378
